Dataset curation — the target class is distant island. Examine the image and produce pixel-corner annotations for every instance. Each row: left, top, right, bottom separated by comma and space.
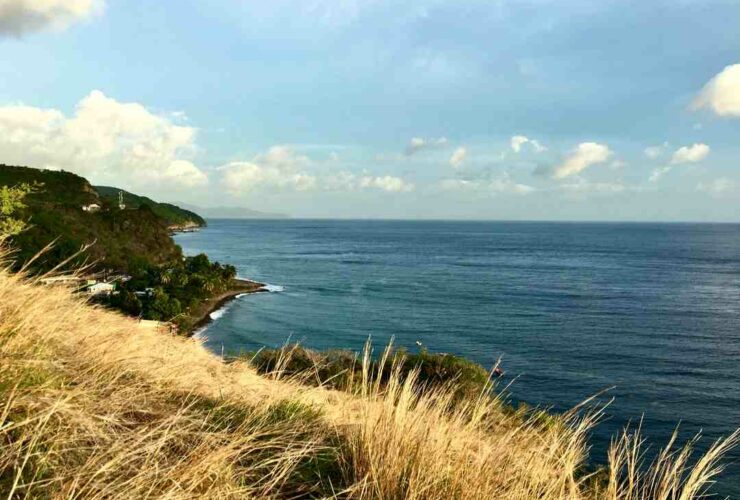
176, 203, 289, 220
0, 164, 264, 333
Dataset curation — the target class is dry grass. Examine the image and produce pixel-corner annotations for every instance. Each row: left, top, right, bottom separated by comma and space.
0, 251, 737, 499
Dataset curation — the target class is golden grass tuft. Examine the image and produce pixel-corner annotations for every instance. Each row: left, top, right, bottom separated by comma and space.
0, 251, 737, 498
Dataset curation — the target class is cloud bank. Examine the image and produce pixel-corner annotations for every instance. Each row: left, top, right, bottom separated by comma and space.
0, 0, 101, 37
692, 63, 740, 117
0, 90, 207, 189
220, 146, 413, 196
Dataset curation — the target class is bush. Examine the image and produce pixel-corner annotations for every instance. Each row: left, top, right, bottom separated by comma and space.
247, 345, 494, 401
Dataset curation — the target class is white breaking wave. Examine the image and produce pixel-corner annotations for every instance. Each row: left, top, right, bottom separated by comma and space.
210, 307, 228, 320
261, 284, 284, 292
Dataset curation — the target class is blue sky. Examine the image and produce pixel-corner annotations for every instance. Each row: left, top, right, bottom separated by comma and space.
1, 0, 739, 220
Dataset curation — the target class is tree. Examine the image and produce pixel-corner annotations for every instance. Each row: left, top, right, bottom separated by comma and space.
0, 183, 33, 236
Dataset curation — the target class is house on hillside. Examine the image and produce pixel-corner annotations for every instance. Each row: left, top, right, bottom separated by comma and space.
82, 203, 101, 212
84, 282, 116, 296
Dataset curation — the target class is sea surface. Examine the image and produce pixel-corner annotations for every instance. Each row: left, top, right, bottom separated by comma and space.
175, 219, 740, 496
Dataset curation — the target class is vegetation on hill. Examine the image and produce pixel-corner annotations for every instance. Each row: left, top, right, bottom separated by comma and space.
95, 185, 206, 228
0, 164, 183, 272
1, 259, 738, 499
0, 183, 34, 236
0, 165, 239, 332
107, 253, 241, 331
249, 344, 494, 402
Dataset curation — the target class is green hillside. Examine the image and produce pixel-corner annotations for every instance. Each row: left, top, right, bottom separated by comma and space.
95, 185, 206, 228
0, 164, 184, 273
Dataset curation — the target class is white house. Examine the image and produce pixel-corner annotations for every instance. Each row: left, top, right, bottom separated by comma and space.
85, 282, 116, 296
82, 203, 101, 212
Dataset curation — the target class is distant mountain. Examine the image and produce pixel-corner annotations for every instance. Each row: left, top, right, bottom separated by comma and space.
95, 186, 206, 229
176, 203, 288, 219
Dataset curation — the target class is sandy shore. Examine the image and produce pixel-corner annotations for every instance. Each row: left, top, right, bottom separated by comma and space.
189, 278, 266, 334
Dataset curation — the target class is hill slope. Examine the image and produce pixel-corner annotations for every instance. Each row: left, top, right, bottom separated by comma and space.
0, 259, 736, 499
96, 185, 206, 228
0, 164, 186, 272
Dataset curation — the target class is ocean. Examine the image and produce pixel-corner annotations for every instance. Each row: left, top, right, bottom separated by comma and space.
175, 219, 740, 496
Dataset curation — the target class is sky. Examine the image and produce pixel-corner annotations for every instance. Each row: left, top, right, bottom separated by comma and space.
0, 0, 739, 220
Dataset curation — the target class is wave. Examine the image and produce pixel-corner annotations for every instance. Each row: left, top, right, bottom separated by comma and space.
210, 307, 228, 320
261, 284, 284, 292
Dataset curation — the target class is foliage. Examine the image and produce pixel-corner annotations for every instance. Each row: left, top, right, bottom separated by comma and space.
0, 183, 34, 236
0, 164, 187, 273
249, 344, 493, 401
106, 253, 238, 325
94, 185, 206, 228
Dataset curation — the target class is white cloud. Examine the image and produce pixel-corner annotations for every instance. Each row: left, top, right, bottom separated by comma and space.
691, 63, 740, 117
552, 142, 612, 179
220, 148, 413, 195
449, 147, 467, 169
219, 146, 316, 194
0, 90, 207, 189
405, 136, 448, 155
644, 142, 669, 159
510, 135, 546, 153
670, 143, 710, 164
359, 175, 414, 192
0, 0, 101, 37
439, 174, 534, 195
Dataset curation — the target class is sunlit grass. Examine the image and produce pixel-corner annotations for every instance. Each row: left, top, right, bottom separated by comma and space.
0, 248, 737, 498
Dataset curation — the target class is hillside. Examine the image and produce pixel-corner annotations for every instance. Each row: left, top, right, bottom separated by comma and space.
0, 257, 737, 499
0, 165, 201, 273
96, 185, 206, 228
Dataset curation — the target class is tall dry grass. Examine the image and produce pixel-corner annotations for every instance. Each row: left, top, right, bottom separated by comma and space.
0, 249, 737, 499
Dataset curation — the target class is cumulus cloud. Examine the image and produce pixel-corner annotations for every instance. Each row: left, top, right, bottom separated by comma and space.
449, 147, 467, 169
552, 142, 612, 179
669, 143, 710, 164
0, 0, 101, 37
649, 144, 710, 182
405, 136, 448, 155
510, 135, 546, 153
0, 90, 207, 189
219, 146, 316, 194
691, 63, 740, 117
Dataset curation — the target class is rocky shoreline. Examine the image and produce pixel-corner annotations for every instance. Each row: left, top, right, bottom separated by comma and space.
189, 278, 266, 334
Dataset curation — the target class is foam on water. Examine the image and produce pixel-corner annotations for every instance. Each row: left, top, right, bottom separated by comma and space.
261, 284, 284, 292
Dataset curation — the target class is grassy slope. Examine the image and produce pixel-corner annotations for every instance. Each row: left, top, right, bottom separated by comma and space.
1, 258, 737, 499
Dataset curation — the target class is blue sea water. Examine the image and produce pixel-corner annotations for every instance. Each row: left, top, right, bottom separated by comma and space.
175, 219, 740, 496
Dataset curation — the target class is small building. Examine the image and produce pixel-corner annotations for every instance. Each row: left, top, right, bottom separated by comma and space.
82, 203, 101, 212
85, 282, 116, 296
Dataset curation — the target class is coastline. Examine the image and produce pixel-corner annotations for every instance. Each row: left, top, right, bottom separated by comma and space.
189, 278, 266, 335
